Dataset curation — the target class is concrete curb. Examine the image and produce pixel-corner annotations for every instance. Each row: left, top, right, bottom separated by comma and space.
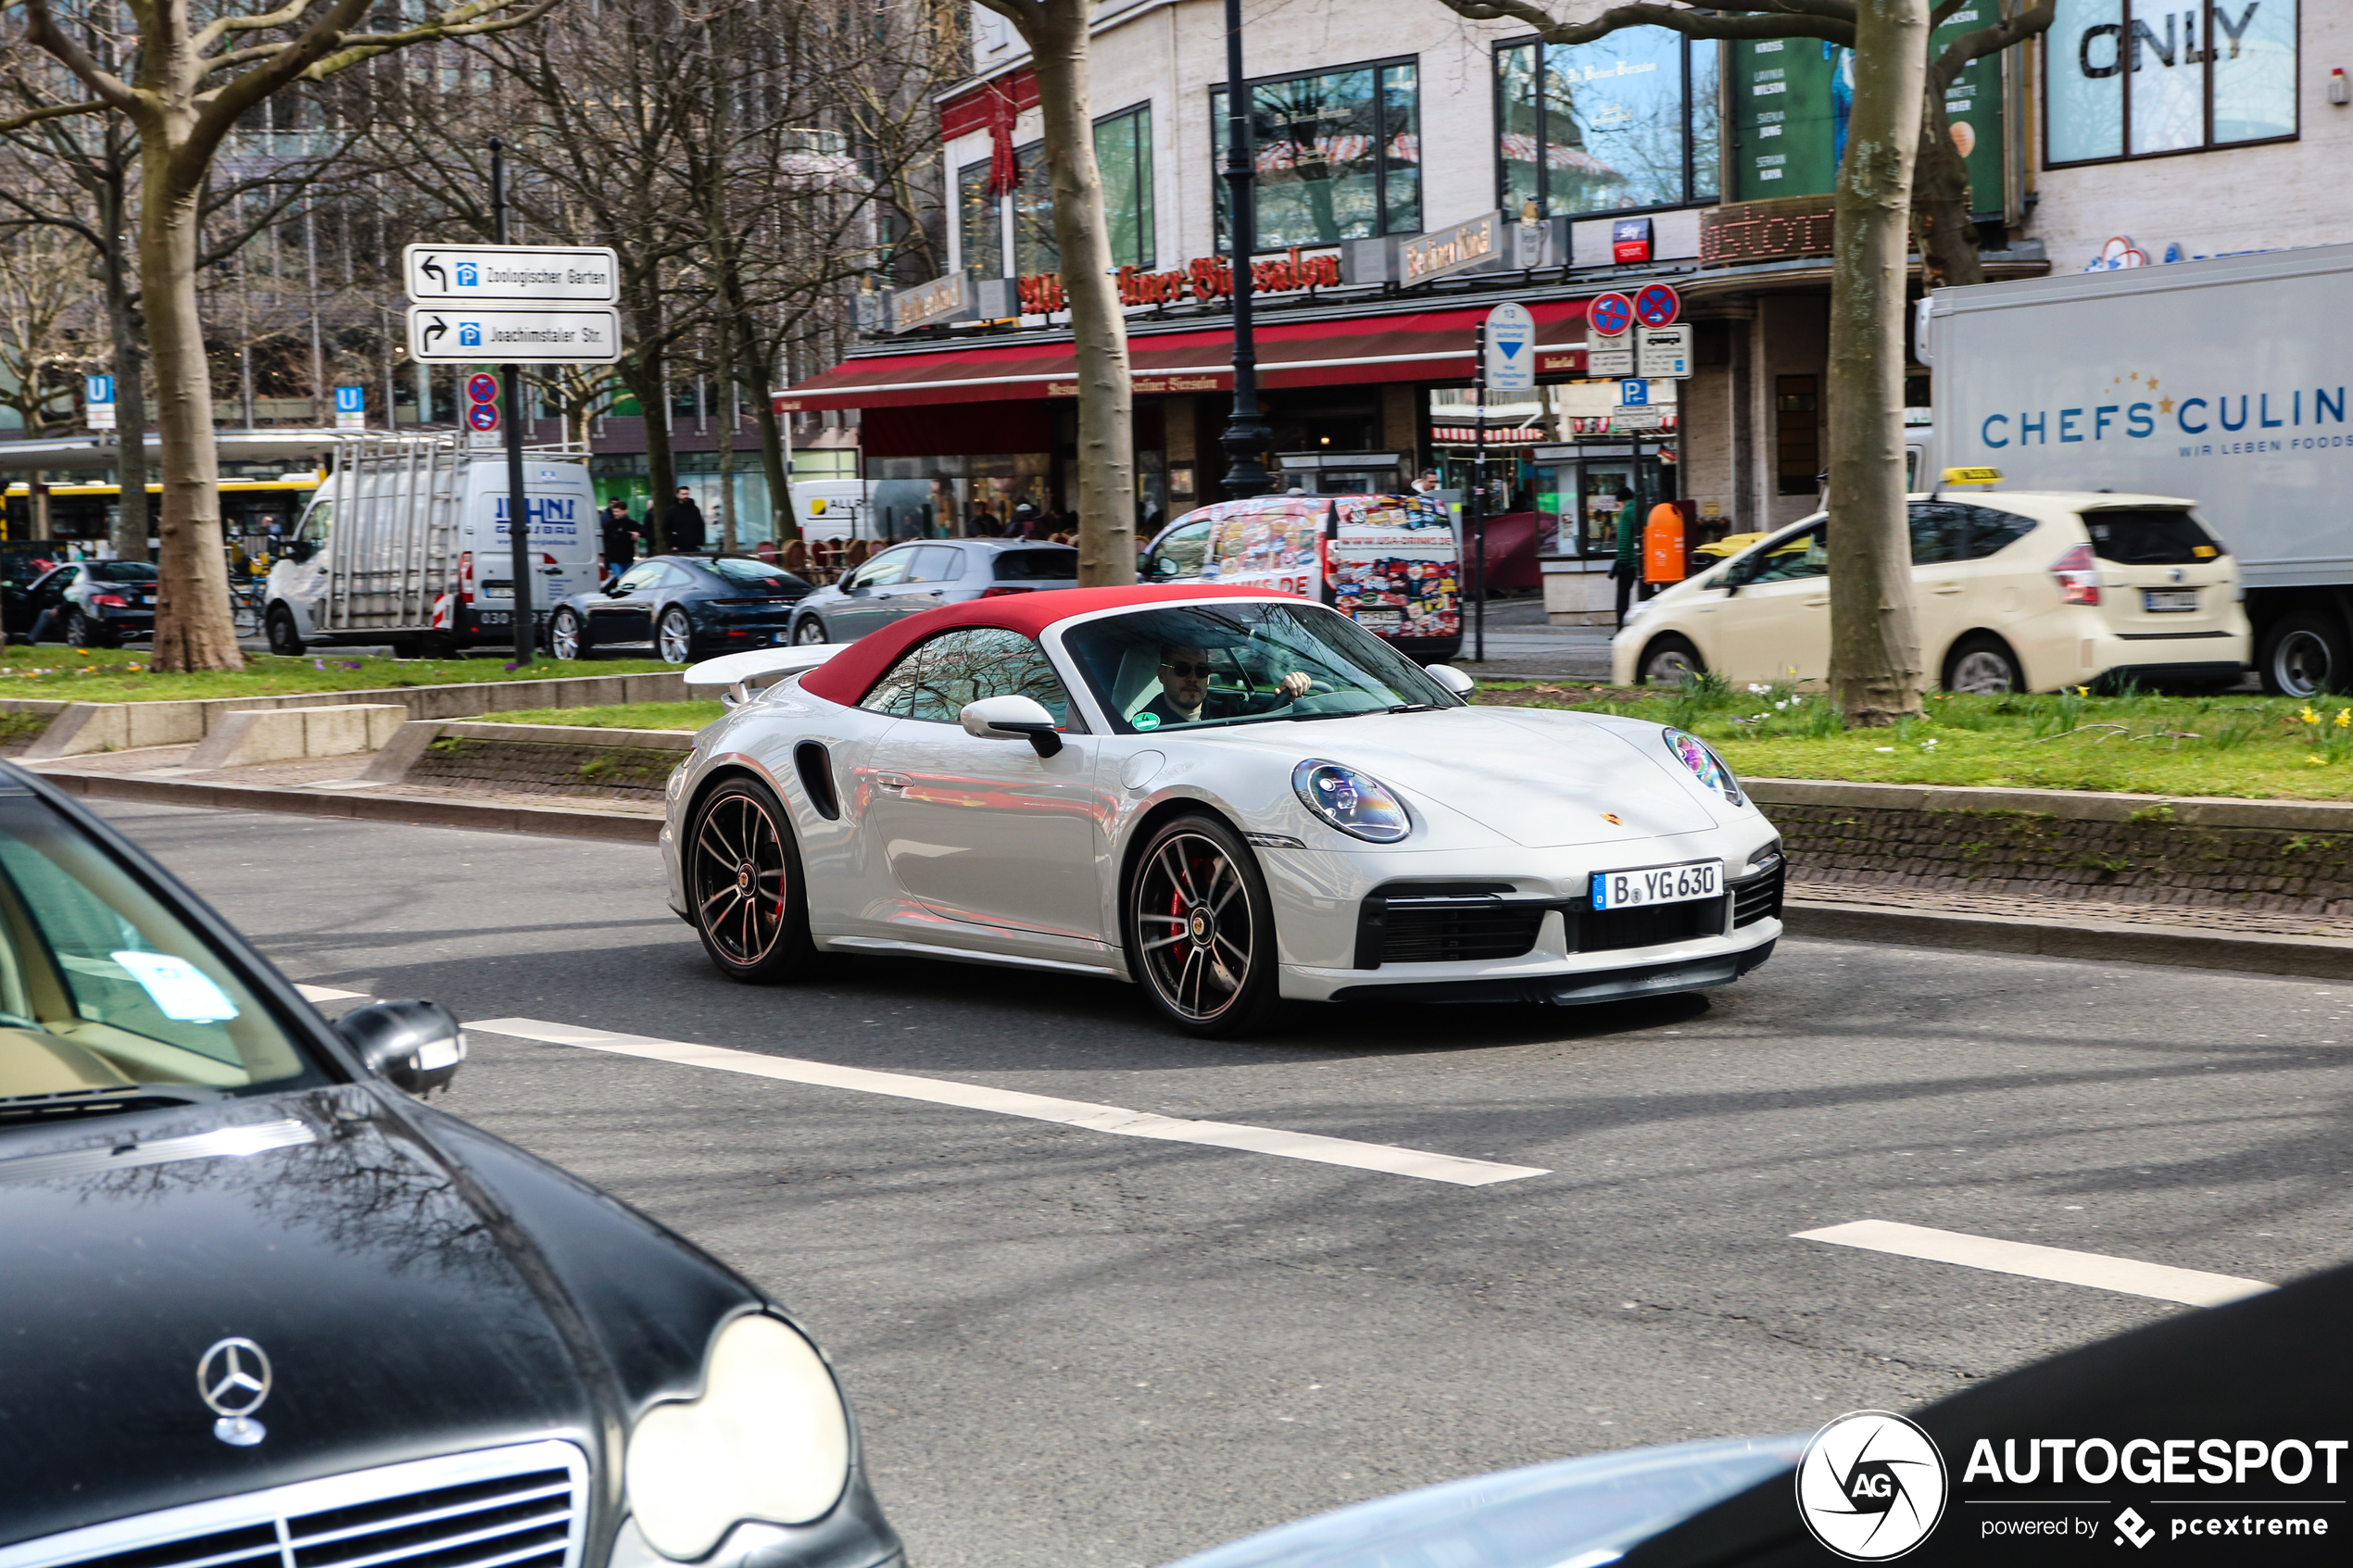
1784, 897, 2353, 981
34, 767, 662, 843
1747, 776, 2353, 833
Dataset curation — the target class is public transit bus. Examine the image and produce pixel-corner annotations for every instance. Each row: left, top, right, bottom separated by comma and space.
1, 475, 320, 556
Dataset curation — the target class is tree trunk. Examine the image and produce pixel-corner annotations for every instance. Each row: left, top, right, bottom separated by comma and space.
140, 137, 243, 671
622, 348, 676, 552
1025, 0, 1135, 585
1824, 0, 1928, 726
103, 237, 152, 564
747, 345, 797, 543
1913, 94, 1983, 291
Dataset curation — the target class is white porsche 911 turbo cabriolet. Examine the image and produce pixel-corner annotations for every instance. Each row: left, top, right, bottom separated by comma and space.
661, 585, 1783, 1038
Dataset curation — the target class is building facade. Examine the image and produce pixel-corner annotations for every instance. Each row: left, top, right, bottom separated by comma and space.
779, 0, 2335, 619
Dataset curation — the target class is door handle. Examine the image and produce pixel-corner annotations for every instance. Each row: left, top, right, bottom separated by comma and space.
1931, 583, 1965, 596
1804, 596, 1830, 608
876, 772, 910, 792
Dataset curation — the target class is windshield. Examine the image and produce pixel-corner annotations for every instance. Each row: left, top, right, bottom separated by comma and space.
0, 792, 323, 1109
1061, 601, 1459, 734
89, 562, 159, 583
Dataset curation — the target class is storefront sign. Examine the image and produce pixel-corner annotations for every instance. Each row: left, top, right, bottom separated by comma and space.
1612, 218, 1653, 265
1537, 348, 1591, 376
1399, 213, 1503, 284
1017, 247, 1343, 317
1699, 195, 1837, 266
890, 273, 970, 332
1045, 374, 1223, 398
2047, 0, 2296, 164
1431, 426, 1548, 444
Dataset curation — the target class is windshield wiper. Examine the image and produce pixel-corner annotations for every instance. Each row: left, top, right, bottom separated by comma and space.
1387, 703, 1445, 713
0, 1084, 226, 1127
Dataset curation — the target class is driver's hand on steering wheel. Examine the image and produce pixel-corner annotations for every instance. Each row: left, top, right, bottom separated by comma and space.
1277, 671, 1315, 697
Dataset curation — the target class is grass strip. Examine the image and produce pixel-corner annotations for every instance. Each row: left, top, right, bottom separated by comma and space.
0, 648, 681, 702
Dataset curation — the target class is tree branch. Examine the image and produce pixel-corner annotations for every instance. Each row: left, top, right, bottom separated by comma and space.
15, 0, 141, 116
303, 0, 569, 76
1930, 1, 2052, 92
1435, 0, 1853, 46
0, 96, 112, 132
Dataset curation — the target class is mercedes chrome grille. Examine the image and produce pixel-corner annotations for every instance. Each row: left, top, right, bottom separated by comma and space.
0, 1442, 586, 1568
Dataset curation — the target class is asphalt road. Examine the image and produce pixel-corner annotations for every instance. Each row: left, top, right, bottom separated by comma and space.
95, 799, 2353, 1568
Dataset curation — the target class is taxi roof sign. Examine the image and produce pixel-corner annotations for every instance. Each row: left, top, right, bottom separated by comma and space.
1942, 466, 2003, 486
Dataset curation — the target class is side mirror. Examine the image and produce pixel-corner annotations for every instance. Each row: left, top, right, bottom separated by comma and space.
335, 998, 466, 1097
960, 694, 1063, 758
287, 539, 317, 564
1423, 663, 1476, 698
605, 583, 628, 596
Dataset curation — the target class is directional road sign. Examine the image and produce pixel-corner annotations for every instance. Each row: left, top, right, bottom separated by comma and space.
1588, 292, 1634, 338
404, 245, 620, 305
1633, 283, 1681, 327
466, 372, 501, 404
1636, 324, 1692, 379
1481, 302, 1536, 392
407, 306, 623, 364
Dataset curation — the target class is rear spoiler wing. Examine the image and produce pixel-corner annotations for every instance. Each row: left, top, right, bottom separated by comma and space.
683, 644, 846, 705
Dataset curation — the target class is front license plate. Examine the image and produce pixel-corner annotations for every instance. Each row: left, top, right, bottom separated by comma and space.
2143, 589, 2198, 612
1592, 859, 1721, 911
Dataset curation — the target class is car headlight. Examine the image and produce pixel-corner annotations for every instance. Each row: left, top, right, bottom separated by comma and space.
1662, 727, 1744, 808
1292, 759, 1411, 843
624, 1313, 851, 1561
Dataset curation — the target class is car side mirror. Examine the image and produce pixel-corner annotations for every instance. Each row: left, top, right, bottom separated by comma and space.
960, 694, 1063, 758
1422, 663, 1476, 698
287, 539, 317, 564
335, 998, 466, 1096
605, 583, 627, 596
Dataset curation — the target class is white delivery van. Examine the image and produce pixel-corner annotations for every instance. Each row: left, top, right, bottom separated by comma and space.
266, 434, 598, 656
1923, 245, 2353, 695
790, 480, 870, 542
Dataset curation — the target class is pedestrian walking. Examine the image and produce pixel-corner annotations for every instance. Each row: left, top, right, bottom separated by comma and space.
662, 486, 707, 554
1611, 494, 1642, 627
599, 499, 640, 584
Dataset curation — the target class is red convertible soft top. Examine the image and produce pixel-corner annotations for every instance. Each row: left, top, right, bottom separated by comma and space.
798, 583, 1280, 707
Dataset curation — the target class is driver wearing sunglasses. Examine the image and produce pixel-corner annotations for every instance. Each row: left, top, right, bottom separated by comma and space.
1139, 644, 1314, 728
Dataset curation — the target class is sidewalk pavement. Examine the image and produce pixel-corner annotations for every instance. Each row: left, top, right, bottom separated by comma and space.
1453, 600, 1617, 681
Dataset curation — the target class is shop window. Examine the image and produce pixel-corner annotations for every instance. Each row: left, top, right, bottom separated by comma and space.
970, 105, 1156, 279
1496, 31, 1718, 219
1212, 58, 1421, 251
2046, 0, 2296, 166
1775, 376, 1820, 496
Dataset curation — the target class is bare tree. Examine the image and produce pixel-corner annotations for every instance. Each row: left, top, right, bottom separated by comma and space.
973, 0, 1134, 584
0, 216, 92, 437
5, 0, 560, 671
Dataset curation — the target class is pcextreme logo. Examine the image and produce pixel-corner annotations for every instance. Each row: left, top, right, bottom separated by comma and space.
1796, 1411, 1950, 1560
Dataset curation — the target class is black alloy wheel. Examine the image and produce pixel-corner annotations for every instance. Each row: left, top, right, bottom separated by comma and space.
792, 616, 828, 646
265, 606, 304, 656
658, 606, 696, 664
61, 608, 106, 648
549, 608, 588, 661
1126, 814, 1281, 1038
688, 777, 815, 983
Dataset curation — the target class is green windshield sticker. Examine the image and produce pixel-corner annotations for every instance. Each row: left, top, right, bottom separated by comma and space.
1132, 711, 1162, 731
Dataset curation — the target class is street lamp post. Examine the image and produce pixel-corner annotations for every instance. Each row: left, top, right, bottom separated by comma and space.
1217, 0, 1271, 499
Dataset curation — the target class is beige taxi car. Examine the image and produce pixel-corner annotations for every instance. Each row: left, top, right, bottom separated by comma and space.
1612, 490, 2249, 693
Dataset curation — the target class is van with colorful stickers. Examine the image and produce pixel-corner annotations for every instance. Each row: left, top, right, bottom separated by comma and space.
1140, 493, 1464, 663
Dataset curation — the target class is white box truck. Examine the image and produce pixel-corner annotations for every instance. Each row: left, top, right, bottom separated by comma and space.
1923, 245, 2353, 696
264, 434, 598, 656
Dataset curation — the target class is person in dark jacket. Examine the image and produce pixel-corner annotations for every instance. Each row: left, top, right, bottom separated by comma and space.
599, 500, 640, 583
662, 486, 708, 554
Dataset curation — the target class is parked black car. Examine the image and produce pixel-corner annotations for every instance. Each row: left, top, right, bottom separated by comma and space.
786, 539, 1077, 646
0, 762, 901, 1568
3, 559, 160, 646
549, 555, 813, 664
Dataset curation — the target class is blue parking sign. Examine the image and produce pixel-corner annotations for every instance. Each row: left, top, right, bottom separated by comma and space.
1620, 379, 1649, 407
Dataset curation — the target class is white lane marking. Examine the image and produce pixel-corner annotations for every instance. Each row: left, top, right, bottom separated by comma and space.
1794, 1219, 2274, 1308
471, 1016, 1550, 1187
296, 983, 369, 1002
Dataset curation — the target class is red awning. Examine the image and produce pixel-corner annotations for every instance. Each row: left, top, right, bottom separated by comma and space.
774, 298, 1590, 411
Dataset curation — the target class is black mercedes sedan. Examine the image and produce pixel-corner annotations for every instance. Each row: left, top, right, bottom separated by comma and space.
3, 559, 161, 646
0, 763, 901, 1568
549, 555, 814, 664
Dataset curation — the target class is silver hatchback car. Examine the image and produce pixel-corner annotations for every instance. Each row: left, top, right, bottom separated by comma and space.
787, 537, 1078, 644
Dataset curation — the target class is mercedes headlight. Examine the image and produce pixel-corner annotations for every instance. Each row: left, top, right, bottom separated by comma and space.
1292, 759, 1411, 843
1662, 727, 1744, 808
624, 1313, 851, 1561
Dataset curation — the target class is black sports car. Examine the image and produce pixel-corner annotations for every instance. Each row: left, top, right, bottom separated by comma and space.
549, 555, 813, 664
3, 559, 161, 646
0, 762, 901, 1568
